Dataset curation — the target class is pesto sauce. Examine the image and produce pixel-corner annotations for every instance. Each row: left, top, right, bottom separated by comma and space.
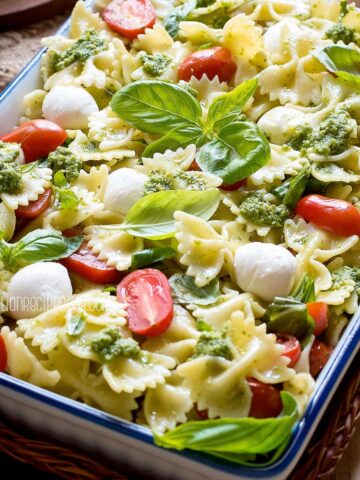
0, 141, 22, 194
47, 146, 82, 181
193, 331, 233, 361
325, 23, 357, 45
239, 191, 289, 228
144, 168, 205, 195
330, 266, 360, 293
89, 327, 141, 363
140, 53, 172, 77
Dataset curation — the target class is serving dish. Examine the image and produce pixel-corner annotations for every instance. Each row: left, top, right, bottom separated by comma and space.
0, 1, 360, 479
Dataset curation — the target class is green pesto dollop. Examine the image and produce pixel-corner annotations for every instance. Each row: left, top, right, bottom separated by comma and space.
0, 141, 22, 194
325, 23, 357, 45
52, 29, 108, 72
287, 110, 354, 156
330, 266, 360, 292
239, 191, 289, 228
144, 168, 205, 195
90, 327, 141, 363
193, 331, 233, 361
47, 146, 82, 181
140, 53, 171, 77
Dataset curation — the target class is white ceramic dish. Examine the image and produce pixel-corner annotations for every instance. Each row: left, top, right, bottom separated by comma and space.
0, 3, 359, 479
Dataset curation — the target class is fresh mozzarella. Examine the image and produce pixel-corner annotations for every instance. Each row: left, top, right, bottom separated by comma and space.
42, 86, 99, 129
234, 242, 297, 302
258, 106, 308, 144
8, 262, 73, 320
103, 168, 148, 216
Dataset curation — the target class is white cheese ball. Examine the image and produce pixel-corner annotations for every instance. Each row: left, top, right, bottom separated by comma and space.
8, 262, 73, 320
258, 106, 308, 144
103, 168, 148, 216
42, 86, 99, 129
234, 242, 297, 302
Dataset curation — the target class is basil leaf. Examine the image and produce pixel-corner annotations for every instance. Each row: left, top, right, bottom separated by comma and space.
170, 274, 220, 305
67, 312, 86, 336
111, 80, 202, 135
131, 247, 176, 268
142, 125, 204, 158
114, 189, 220, 240
154, 392, 298, 458
266, 297, 315, 339
54, 171, 80, 210
291, 274, 316, 303
313, 45, 360, 85
272, 166, 310, 207
197, 119, 270, 184
207, 79, 258, 132
164, 0, 196, 38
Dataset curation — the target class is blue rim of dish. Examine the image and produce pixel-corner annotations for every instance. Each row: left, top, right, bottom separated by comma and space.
0, 3, 359, 478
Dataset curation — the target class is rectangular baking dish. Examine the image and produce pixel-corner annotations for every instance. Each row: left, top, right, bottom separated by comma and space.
0, 3, 359, 479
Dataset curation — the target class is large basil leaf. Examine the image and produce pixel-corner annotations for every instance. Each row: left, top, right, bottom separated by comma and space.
0, 229, 83, 271
154, 392, 298, 463
207, 78, 258, 132
266, 297, 315, 339
198, 118, 271, 184
110, 189, 220, 240
164, 0, 196, 38
131, 247, 176, 268
313, 45, 360, 85
142, 125, 204, 158
111, 80, 202, 135
170, 274, 220, 305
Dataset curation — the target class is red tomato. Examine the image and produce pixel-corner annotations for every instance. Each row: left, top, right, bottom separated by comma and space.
307, 302, 329, 336
117, 268, 174, 336
219, 180, 246, 191
178, 47, 237, 83
247, 378, 282, 418
189, 160, 201, 171
15, 188, 52, 219
1, 120, 67, 163
194, 403, 209, 420
295, 194, 360, 237
309, 339, 333, 378
102, 0, 156, 39
0, 335, 7, 372
276, 334, 301, 368
61, 242, 121, 284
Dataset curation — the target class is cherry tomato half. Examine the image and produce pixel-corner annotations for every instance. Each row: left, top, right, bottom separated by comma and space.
0, 335, 7, 372
178, 47, 237, 83
295, 194, 360, 237
189, 160, 201, 171
307, 302, 329, 337
309, 339, 333, 378
247, 378, 282, 418
15, 188, 52, 219
117, 268, 174, 336
61, 241, 121, 284
102, 0, 156, 39
276, 334, 301, 368
1, 120, 67, 163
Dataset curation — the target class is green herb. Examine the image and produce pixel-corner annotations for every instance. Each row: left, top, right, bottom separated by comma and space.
313, 44, 360, 86
340, 0, 349, 20
325, 23, 356, 45
142, 125, 204, 158
144, 168, 205, 194
89, 327, 141, 362
131, 247, 176, 268
67, 312, 86, 336
0, 141, 22, 163
192, 330, 233, 360
48, 146, 82, 181
0, 229, 83, 271
291, 275, 316, 303
154, 392, 298, 466
0, 141, 23, 194
272, 166, 311, 208
329, 266, 360, 293
169, 274, 220, 305
265, 297, 315, 339
53, 171, 80, 210
239, 191, 289, 228
140, 53, 171, 76
196, 319, 213, 332
164, 0, 196, 38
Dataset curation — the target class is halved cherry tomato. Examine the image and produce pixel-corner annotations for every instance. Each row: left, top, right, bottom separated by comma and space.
295, 194, 360, 237
194, 403, 209, 420
61, 241, 121, 284
0, 335, 7, 372
1, 120, 67, 163
307, 302, 329, 336
178, 47, 237, 83
276, 334, 301, 368
102, 0, 156, 39
219, 180, 246, 191
247, 378, 282, 418
189, 160, 201, 171
309, 339, 333, 378
15, 188, 52, 219
117, 268, 174, 336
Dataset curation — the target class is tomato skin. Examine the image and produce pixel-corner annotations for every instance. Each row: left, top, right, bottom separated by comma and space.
219, 180, 246, 191
117, 268, 174, 336
102, 0, 156, 39
194, 403, 209, 420
247, 378, 282, 418
310, 339, 333, 378
15, 188, 52, 219
1, 120, 67, 163
276, 334, 301, 368
189, 160, 201, 171
0, 335, 7, 372
178, 47, 237, 83
61, 242, 121, 284
307, 302, 329, 336
295, 194, 360, 237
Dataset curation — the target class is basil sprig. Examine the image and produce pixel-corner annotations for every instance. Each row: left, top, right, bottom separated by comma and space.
164, 0, 196, 38
0, 229, 83, 271
131, 247, 176, 269
313, 44, 360, 85
170, 274, 221, 305
154, 392, 298, 466
111, 79, 270, 185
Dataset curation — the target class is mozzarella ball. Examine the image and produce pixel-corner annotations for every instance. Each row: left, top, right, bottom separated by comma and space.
258, 106, 308, 144
103, 168, 148, 216
234, 242, 297, 302
42, 86, 99, 129
8, 262, 73, 320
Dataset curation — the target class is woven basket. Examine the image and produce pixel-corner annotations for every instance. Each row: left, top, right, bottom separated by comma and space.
0, 355, 359, 479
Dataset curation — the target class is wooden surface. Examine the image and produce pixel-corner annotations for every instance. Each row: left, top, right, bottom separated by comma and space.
0, 6, 359, 480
